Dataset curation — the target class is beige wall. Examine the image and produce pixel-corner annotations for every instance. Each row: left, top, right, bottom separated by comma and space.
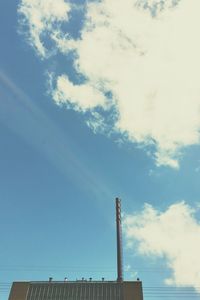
123, 281, 143, 300
8, 282, 29, 300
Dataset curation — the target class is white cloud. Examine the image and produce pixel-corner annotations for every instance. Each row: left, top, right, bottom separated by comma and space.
18, 0, 71, 57
18, 0, 200, 167
124, 202, 200, 289
86, 112, 107, 134
52, 75, 107, 111
136, 0, 180, 13
124, 264, 138, 279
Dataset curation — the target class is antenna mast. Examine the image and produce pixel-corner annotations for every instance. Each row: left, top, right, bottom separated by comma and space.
116, 197, 123, 282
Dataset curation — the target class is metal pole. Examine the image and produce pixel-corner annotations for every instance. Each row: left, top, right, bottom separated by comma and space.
116, 197, 123, 282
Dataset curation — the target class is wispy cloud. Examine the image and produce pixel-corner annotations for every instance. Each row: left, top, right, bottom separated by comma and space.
18, 0, 200, 168
124, 202, 200, 289
0, 71, 112, 201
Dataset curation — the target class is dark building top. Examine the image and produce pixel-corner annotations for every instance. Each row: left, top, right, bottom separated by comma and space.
28, 281, 122, 300
8, 280, 143, 300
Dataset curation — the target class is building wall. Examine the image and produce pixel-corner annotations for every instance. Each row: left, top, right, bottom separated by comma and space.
8, 282, 29, 300
123, 281, 143, 300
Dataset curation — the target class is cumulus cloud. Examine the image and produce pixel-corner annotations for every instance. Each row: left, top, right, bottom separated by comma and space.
18, 0, 200, 167
124, 202, 200, 289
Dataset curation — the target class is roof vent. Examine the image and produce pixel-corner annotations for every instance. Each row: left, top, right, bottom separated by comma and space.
49, 277, 53, 282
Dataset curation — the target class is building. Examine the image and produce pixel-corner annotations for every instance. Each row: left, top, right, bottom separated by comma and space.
8, 280, 143, 300
8, 199, 143, 300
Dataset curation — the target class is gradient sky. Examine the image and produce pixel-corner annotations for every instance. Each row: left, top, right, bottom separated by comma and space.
1, 0, 200, 299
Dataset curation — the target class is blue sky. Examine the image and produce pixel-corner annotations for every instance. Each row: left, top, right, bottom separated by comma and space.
1, 0, 200, 299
